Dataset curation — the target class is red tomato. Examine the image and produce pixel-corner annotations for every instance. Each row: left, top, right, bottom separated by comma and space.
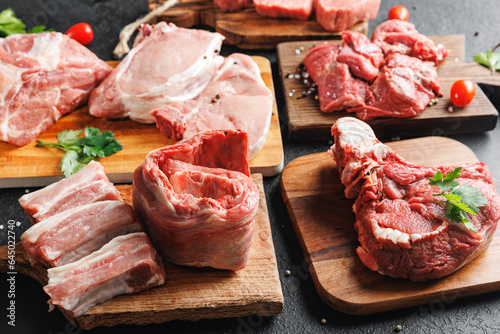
65, 23, 94, 45
388, 5, 410, 21
450, 80, 476, 107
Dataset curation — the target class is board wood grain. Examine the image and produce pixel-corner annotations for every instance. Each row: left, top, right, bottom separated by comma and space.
0, 174, 283, 330
149, 0, 368, 49
277, 35, 500, 141
280, 136, 500, 315
0, 56, 283, 188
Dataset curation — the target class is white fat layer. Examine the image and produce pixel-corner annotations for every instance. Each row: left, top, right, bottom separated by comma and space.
372, 219, 448, 246
26, 33, 62, 71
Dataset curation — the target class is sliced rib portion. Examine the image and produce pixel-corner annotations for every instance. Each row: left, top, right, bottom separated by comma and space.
21, 201, 143, 267
19, 161, 122, 224
88, 22, 224, 123
43, 232, 166, 318
330, 117, 500, 281
133, 129, 259, 271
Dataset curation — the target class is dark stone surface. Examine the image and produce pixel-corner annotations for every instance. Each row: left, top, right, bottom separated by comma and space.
1, 1, 500, 333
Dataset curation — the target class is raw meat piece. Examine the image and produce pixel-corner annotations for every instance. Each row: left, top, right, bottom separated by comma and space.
0, 32, 112, 146
351, 53, 443, 119
330, 117, 500, 281
19, 161, 122, 224
337, 31, 384, 82
303, 43, 369, 112
254, 0, 314, 20
21, 201, 143, 268
371, 20, 449, 64
88, 22, 225, 123
214, 0, 253, 11
43, 232, 166, 318
133, 129, 259, 271
315, 0, 381, 32
151, 53, 273, 159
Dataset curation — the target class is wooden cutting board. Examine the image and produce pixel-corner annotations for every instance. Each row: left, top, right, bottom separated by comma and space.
277, 35, 500, 141
149, 0, 368, 49
280, 136, 500, 315
0, 174, 283, 330
0, 56, 283, 188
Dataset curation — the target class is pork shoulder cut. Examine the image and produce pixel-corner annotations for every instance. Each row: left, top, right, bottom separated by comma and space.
151, 53, 273, 159
132, 129, 259, 271
88, 22, 225, 123
0, 32, 112, 146
330, 117, 500, 281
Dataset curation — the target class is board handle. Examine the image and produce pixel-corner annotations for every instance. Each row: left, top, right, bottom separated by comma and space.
0, 242, 48, 286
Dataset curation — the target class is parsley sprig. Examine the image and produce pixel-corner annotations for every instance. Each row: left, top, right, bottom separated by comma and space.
36, 127, 123, 177
0, 8, 53, 37
429, 167, 488, 232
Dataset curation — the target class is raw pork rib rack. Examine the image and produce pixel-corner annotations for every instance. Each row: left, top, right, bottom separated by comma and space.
330, 117, 500, 282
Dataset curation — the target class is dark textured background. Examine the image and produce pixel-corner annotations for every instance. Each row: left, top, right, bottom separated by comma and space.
1, 1, 500, 333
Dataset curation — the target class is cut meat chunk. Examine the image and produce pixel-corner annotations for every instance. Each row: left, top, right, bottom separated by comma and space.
88, 22, 225, 123
0, 32, 112, 146
19, 161, 122, 224
337, 31, 384, 82
330, 117, 500, 281
214, 0, 253, 11
151, 53, 273, 159
351, 53, 442, 119
132, 129, 259, 271
303, 43, 369, 112
43, 232, 166, 318
254, 0, 314, 20
21, 201, 143, 267
315, 0, 381, 32
371, 20, 449, 64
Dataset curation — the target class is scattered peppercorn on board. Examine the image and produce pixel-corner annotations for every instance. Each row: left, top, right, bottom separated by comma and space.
0, 174, 284, 330
0, 56, 283, 188
280, 136, 500, 315
278, 35, 500, 141
148, 0, 368, 49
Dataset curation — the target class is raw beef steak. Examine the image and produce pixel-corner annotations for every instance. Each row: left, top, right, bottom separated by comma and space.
89, 22, 225, 123
330, 117, 500, 281
0, 32, 112, 146
315, 0, 381, 32
151, 53, 273, 159
214, 0, 253, 11
253, 0, 314, 20
371, 20, 449, 64
133, 129, 259, 271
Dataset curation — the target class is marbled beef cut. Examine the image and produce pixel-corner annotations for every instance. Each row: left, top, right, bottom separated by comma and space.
132, 129, 259, 271
214, 0, 253, 11
330, 117, 500, 282
253, 0, 314, 20
315, 0, 381, 32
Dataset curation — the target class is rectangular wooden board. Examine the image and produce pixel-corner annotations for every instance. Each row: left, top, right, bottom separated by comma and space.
0, 56, 284, 188
279, 136, 500, 315
149, 0, 368, 49
0, 174, 283, 330
277, 35, 500, 141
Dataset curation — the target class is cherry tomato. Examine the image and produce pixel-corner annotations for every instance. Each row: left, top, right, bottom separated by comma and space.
65, 23, 94, 45
388, 5, 410, 21
450, 79, 475, 107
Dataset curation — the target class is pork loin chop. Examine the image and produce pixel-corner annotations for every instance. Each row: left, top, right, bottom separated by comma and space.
88, 22, 225, 123
330, 117, 500, 281
151, 53, 273, 159
0, 32, 112, 146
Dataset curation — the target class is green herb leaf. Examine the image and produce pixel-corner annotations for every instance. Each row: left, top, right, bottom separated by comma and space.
473, 51, 500, 74
0, 8, 26, 36
28, 25, 54, 33
36, 127, 123, 177
429, 167, 486, 232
